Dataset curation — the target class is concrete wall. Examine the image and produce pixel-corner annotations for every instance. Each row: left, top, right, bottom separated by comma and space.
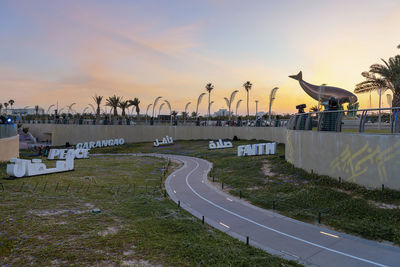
286, 130, 400, 190
0, 135, 19, 162
22, 124, 287, 146
23, 123, 400, 190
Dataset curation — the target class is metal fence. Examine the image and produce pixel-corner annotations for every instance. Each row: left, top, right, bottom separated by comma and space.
287, 107, 400, 134
0, 124, 17, 139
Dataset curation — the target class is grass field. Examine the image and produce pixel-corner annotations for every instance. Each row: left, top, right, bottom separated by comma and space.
0, 155, 300, 266
91, 140, 400, 246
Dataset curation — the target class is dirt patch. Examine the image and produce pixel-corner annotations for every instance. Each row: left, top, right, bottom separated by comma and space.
98, 226, 120, 237
368, 200, 400, 210
261, 161, 276, 177
31, 209, 88, 216
121, 259, 159, 267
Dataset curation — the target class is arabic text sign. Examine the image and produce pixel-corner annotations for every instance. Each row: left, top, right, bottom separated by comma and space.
7, 157, 74, 178
209, 139, 233, 149
48, 149, 89, 160
237, 143, 276, 157
154, 136, 174, 147
76, 138, 124, 149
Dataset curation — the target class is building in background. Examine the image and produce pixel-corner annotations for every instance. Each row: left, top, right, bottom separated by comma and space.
5, 108, 45, 116
213, 109, 232, 117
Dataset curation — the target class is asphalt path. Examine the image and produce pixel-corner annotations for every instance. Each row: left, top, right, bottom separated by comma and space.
94, 153, 400, 267
160, 154, 400, 267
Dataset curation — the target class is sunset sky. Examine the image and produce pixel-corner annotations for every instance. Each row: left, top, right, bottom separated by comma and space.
1, 0, 399, 115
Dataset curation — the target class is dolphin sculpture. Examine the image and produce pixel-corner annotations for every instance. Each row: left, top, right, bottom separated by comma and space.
289, 71, 357, 104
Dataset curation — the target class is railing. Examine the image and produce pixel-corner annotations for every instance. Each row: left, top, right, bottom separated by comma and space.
0, 124, 17, 139
287, 107, 400, 134
17, 118, 288, 127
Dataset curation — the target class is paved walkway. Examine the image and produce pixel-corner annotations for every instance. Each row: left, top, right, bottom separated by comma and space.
94, 153, 400, 266
160, 154, 400, 267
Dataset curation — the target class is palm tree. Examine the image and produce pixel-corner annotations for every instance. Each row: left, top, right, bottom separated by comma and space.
255, 100, 259, 117
181, 111, 188, 121
0, 103, 2, 114
191, 111, 198, 118
205, 83, 214, 119
118, 100, 130, 117
8, 100, 14, 110
223, 90, 239, 121
106, 95, 121, 116
92, 95, 103, 117
355, 52, 400, 128
129, 98, 140, 120
243, 81, 252, 118
34, 105, 40, 119
268, 87, 279, 125
196, 93, 206, 118
309, 105, 319, 112
145, 104, 152, 122
152, 96, 162, 118
4, 102, 9, 113
235, 99, 243, 117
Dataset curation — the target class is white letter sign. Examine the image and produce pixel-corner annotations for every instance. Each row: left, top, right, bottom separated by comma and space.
237, 142, 276, 157
48, 149, 89, 160
7, 157, 74, 178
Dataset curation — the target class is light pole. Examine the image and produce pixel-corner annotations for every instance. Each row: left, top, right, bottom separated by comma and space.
268, 87, 279, 126
255, 100, 258, 117
152, 96, 162, 118
184, 102, 191, 124
145, 104, 152, 123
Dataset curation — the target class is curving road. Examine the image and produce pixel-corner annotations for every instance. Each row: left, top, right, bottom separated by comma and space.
158, 153, 400, 267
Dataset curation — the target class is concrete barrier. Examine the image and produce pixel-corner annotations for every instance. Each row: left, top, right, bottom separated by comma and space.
286, 130, 400, 190
22, 124, 288, 146
22, 123, 400, 190
0, 135, 19, 162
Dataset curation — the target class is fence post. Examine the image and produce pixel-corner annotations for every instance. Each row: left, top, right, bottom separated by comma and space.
246, 236, 249, 246
318, 212, 321, 224
272, 200, 276, 210
239, 190, 242, 199
178, 200, 181, 208
202, 216, 204, 225
382, 184, 384, 191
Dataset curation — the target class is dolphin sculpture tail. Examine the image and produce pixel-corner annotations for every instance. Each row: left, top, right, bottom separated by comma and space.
289, 71, 302, 81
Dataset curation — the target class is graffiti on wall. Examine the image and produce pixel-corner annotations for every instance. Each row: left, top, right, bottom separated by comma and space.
330, 141, 400, 183
286, 130, 295, 163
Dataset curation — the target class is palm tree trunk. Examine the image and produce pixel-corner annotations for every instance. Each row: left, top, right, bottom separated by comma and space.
208, 92, 211, 121
246, 91, 249, 118
392, 91, 400, 132
378, 88, 382, 130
